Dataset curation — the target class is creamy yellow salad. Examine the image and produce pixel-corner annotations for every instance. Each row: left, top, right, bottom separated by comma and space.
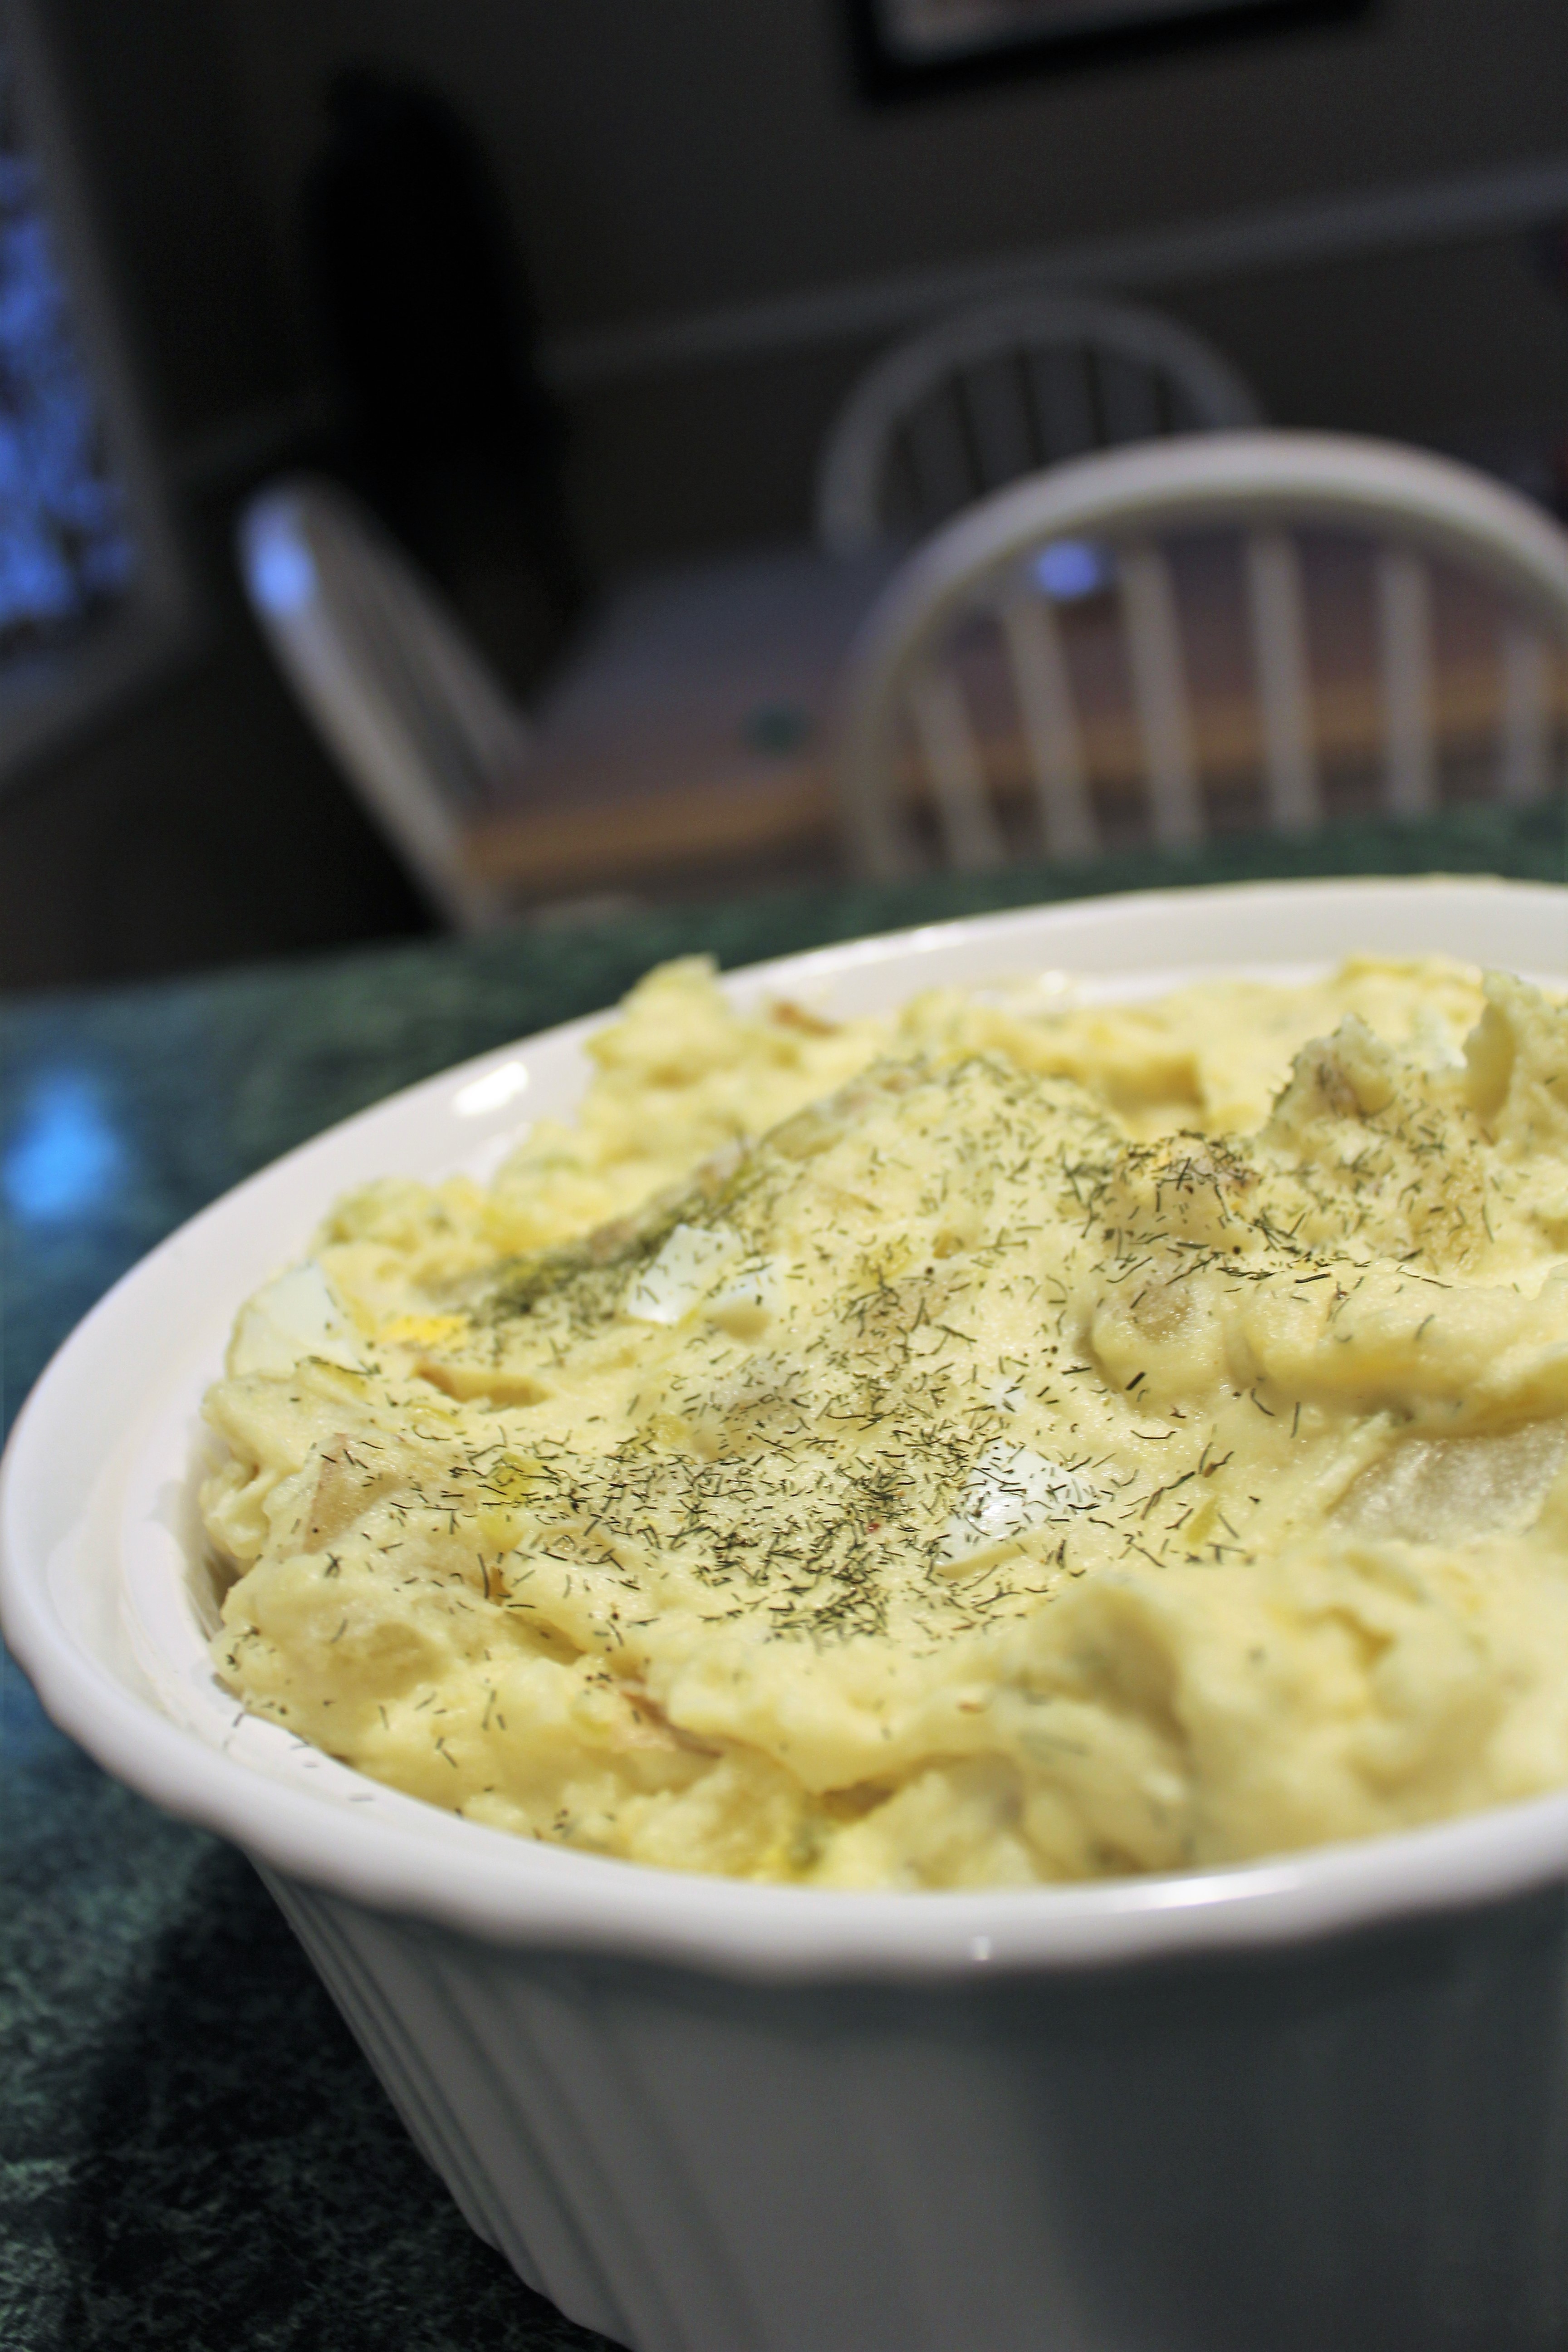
201, 953, 1568, 1889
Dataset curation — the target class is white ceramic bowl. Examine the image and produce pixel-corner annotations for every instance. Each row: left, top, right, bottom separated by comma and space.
8, 876, 1568, 2352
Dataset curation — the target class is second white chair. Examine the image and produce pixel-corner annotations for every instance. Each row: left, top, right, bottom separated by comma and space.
816, 294, 1263, 560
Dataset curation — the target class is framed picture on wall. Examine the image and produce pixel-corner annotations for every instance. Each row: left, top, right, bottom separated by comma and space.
845, 0, 1368, 96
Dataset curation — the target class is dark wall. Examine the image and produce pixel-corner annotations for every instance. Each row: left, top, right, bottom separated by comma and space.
207, 0, 1568, 561
27, 0, 1568, 561
219, 0, 1563, 328
42, 0, 310, 452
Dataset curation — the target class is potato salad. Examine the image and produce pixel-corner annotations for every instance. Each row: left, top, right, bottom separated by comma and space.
201, 953, 1568, 1888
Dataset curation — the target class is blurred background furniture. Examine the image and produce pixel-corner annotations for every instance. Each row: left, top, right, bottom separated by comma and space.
835, 431, 1568, 878
815, 294, 1263, 559
249, 420, 1568, 925
262, 299, 1266, 926
466, 300, 1264, 912
239, 478, 529, 930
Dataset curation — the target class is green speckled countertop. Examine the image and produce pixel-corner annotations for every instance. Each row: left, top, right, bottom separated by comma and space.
3, 804, 1564, 2351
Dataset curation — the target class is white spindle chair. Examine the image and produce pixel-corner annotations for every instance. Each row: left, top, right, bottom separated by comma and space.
816, 295, 1263, 561
239, 478, 532, 930
834, 433, 1568, 881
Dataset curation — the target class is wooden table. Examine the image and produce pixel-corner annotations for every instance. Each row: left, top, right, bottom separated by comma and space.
463, 534, 1568, 905
466, 544, 897, 900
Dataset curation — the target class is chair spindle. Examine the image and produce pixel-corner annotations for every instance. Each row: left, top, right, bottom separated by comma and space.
1245, 529, 1319, 833
908, 666, 1006, 872
1001, 593, 1096, 861
1377, 548, 1436, 816
1499, 624, 1551, 808
1120, 541, 1201, 848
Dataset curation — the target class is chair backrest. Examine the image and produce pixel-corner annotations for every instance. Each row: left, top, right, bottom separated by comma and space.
816, 295, 1263, 560
834, 431, 1568, 880
238, 477, 531, 929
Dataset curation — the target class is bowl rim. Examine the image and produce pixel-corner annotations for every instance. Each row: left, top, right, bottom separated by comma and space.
8, 871, 1568, 1983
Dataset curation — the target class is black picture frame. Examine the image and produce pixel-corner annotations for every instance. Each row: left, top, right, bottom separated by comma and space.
842, 0, 1373, 101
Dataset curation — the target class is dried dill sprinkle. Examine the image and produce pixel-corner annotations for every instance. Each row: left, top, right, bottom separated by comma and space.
201, 957, 1568, 1892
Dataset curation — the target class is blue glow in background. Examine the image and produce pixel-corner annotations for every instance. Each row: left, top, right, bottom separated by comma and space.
2, 1070, 127, 1224
0, 36, 137, 650
1034, 539, 1112, 601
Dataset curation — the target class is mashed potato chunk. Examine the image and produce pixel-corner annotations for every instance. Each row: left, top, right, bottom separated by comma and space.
202, 953, 1568, 1888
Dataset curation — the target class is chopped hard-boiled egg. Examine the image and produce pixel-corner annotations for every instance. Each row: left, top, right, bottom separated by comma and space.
937, 1441, 1100, 1572
227, 1259, 365, 1377
623, 1223, 743, 1325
